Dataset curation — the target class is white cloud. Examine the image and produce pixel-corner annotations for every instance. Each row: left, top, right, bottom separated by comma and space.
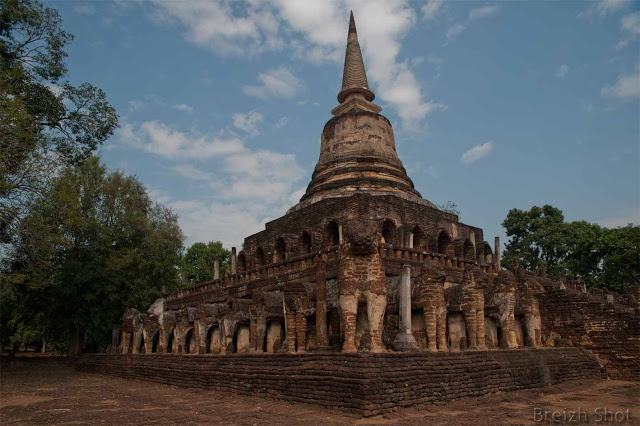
148, 0, 283, 56
173, 103, 194, 113
616, 12, 640, 49
243, 66, 305, 99
468, 5, 498, 21
601, 69, 640, 98
166, 150, 304, 246
118, 121, 245, 159
556, 64, 570, 79
422, 0, 444, 21
148, 187, 172, 205
232, 110, 264, 136
288, 186, 306, 205
426, 55, 443, 66
170, 164, 216, 184
274, 116, 289, 129
345, 1, 444, 127
169, 200, 268, 248
116, 123, 143, 146
447, 4, 499, 43
578, 0, 630, 18
597, 0, 630, 15
143, 1, 443, 128
460, 141, 494, 164
73, 4, 96, 15
406, 162, 439, 179
221, 150, 303, 203
446, 23, 466, 41
128, 99, 145, 110
224, 151, 302, 183
117, 116, 306, 246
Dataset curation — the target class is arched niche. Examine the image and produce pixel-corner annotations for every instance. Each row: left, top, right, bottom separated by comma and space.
436, 230, 453, 256
381, 219, 398, 245
300, 231, 312, 254
237, 252, 247, 273
275, 237, 286, 262
256, 247, 265, 266
325, 221, 339, 246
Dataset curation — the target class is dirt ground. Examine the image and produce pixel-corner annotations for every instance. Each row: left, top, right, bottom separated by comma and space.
1, 359, 638, 425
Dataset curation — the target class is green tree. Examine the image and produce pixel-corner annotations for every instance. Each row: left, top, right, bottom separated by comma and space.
1, 0, 118, 244
599, 225, 640, 292
4, 157, 184, 353
502, 205, 639, 291
180, 241, 230, 285
501, 205, 567, 273
436, 201, 461, 218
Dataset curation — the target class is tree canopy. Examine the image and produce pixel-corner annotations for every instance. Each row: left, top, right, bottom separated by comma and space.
501, 205, 639, 292
2, 157, 184, 353
1, 0, 118, 244
179, 241, 230, 285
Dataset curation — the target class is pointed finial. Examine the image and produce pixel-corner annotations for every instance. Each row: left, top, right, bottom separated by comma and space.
337, 11, 375, 104
349, 10, 356, 35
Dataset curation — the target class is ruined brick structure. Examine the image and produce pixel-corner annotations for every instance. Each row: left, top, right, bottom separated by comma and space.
88, 12, 639, 414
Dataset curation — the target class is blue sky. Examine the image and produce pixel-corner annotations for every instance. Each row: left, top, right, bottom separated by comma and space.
51, 0, 639, 249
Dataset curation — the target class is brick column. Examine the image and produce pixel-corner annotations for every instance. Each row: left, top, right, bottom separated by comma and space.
249, 319, 257, 353
464, 309, 478, 350
424, 308, 437, 352
476, 309, 486, 350
295, 312, 307, 353
255, 317, 266, 353
494, 237, 501, 270
231, 247, 237, 274
285, 312, 296, 353
436, 307, 448, 351
315, 261, 329, 347
213, 255, 219, 280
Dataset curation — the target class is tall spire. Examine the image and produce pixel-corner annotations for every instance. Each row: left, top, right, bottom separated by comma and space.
337, 11, 375, 104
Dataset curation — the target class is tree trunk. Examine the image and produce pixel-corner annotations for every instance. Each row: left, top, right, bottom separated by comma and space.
68, 327, 84, 356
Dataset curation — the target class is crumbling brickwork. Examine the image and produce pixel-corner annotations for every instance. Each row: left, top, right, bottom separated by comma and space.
77, 348, 601, 416
540, 286, 640, 380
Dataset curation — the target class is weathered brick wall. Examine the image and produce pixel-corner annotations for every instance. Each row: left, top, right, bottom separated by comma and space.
540, 287, 640, 381
243, 194, 483, 270
77, 348, 601, 416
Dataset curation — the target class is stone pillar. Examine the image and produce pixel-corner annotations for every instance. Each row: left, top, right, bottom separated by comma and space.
476, 289, 486, 350
315, 261, 329, 347
340, 295, 358, 353
424, 308, 437, 352
476, 309, 486, 350
295, 312, 307, 353
285, 312, 296, 353
338, 225, 343, 243
494, 237, 501, 270
436, 307, 448, 351
111, 327, 121, 353
406, 232, 414, 248
500, 295, 517, 349
464, 310, 478, 350
393, 265, 419, 351
132, 330, 142, 354
213, 255, 220, 280
231, 247, 237, 274
196, 322, 207, 354
249, 319, 257, 353
220, 319, 236, 355
255, 317, 267, 353
121, 332, 131, 354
